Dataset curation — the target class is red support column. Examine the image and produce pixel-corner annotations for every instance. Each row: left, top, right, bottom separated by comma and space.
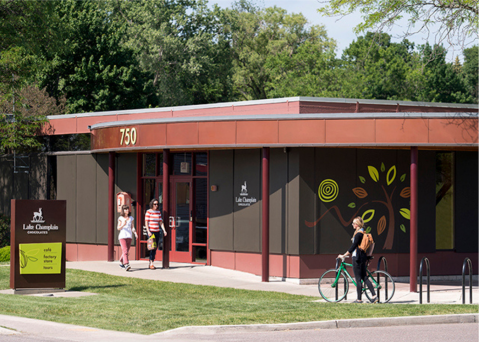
262, 147, 270, 282
410, 147, 418, 292
136, 153, 143, 261
108, 151, 115, 262
162, 149, 170, 269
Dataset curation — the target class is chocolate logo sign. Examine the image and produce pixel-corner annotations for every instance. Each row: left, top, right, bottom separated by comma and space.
10, 200, 66, 290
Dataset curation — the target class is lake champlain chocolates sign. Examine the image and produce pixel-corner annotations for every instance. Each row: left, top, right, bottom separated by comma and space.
10, 200, 66, 290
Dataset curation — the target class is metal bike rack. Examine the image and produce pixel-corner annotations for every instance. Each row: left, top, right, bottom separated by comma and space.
335, 258, 347, 301
376, 256, 388, 303
377, 256, 388, 272
419, 257, 430, 304
462, 258, 473, 304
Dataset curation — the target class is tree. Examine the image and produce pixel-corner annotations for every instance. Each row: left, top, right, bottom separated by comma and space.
461, 46, 478, 103
0, 0, 61, 54
317, 0, 478, 53
340, 32, 416, 100
0, 43, 64, 154
225, 3, 336, 100
38, 0, 157, 114
109, 0, 234, 107
419, 43, 472, 103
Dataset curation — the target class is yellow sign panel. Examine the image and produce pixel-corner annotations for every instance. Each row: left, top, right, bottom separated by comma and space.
19, 243, 62, 274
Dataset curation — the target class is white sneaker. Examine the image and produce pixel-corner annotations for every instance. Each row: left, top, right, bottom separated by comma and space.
125, 264, 131, 271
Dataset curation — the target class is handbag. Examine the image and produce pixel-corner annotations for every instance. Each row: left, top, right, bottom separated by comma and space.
147, 234, 157, 250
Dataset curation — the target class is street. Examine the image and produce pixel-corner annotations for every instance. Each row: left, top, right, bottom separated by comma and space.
159, 323, 478, 342
3, 323, 476, 342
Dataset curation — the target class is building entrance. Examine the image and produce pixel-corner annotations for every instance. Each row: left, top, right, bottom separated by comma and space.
139, 152, 208, 264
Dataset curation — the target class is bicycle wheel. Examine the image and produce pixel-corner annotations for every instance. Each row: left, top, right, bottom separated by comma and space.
318, 269, 349, 302
364, 270, 395, 303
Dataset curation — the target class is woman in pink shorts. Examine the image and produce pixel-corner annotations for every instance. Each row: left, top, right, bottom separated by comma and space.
117, 205, 137, 271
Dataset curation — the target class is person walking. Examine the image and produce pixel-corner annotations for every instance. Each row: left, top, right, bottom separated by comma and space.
145, 198, 167, 269
338, 216, 377, 303
118, 204, 137, 271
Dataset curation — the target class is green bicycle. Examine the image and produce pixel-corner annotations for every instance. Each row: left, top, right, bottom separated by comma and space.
318, 256, 395, 303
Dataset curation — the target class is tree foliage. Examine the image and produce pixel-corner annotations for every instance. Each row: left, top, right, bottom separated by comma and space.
224, 4, 336, 100
108, 0, 234, 107
317, 0, 478, 52
0, 0, 476, 136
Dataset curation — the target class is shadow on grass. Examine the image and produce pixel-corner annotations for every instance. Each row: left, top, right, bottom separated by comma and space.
68, 284, 127, 291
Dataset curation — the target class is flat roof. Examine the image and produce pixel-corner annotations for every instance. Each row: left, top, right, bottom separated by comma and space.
49, 96, 478, 120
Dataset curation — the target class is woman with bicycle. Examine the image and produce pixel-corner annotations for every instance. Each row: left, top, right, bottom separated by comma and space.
338, 216, 378, 303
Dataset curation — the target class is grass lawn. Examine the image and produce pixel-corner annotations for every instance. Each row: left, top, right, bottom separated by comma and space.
0, 267, 477, 335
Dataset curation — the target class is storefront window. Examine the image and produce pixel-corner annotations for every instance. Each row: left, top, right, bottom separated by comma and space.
143, 154, 156, 177
157, 153, 163, 176
436, 152, 454, 250
195, 153, 207, 176
172, 153, 192, 175
195, 178, 207, 243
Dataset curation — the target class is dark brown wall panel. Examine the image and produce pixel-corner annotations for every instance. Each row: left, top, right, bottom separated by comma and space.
417, 151, 436, 253
76, 154, 98, 243
57, 155, 77, 243
455, 151, 479, 253
314, 148, 357, 254
269, 148, 288, 254
115, 153, 138, 243
233, 149, 261, 252
287, 149, 300, 255
209, 150, 234, 250
96, 154, 109, 244
299, 148, 316, 255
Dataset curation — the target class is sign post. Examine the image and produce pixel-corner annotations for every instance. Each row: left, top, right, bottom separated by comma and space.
10, 200, 66, 293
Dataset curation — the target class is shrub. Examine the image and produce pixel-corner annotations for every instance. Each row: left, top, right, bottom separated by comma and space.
0, 214, 10, 248
0, 246, 10, 262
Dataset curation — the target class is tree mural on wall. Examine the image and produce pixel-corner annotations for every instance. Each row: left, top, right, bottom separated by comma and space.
305, 162, 410, 250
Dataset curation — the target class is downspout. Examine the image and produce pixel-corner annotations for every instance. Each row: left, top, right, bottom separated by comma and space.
410, 147, 418, 292
163, 149, 170, 269
262, 147, 270, 282
108, 151, 115, 262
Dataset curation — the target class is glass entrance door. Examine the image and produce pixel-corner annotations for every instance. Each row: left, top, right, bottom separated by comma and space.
139, 152, 208, 264
169, 180, 192, 262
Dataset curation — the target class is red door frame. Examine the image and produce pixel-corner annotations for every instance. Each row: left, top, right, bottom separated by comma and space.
136, 151, 209, 264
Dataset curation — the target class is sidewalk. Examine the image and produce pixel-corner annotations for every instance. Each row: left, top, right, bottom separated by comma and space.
0, 260, 477, 341
65, 260, 479, 305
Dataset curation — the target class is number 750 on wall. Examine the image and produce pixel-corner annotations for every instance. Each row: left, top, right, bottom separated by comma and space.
119, 128, 137, 146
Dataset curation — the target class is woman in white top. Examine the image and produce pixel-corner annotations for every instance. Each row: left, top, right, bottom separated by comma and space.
117, 205, 137, 271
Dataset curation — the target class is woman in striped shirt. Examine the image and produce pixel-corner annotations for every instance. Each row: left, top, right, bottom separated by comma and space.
145, 198, 167, 269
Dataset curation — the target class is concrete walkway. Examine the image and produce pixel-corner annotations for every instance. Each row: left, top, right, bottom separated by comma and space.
0, 260, 477, 341
65, 260, 479, 305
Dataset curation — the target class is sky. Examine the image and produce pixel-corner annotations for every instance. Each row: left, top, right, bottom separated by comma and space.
209, 0, 470, 62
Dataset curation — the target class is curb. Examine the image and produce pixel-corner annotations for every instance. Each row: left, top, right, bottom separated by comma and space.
0, 327, 20, 335
155, 313, 478, 336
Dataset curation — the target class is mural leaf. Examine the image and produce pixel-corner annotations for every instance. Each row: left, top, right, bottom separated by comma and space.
399, 208, 411, 220
368, 166, 379, 182
400, 187, 411, 198
362, 209, 375, 223
387, 166, 396, 185
352, 187, 368, 198
348, 202, 356, 208
400, 174, 406, 182
381, 162, 385, 172
377, 215, 386, 235
400, 224, 406, 233
365, 226, 372, 233
359, 176, 366, 184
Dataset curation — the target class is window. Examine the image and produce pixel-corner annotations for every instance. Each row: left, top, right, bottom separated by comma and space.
436, 152, 454, 250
